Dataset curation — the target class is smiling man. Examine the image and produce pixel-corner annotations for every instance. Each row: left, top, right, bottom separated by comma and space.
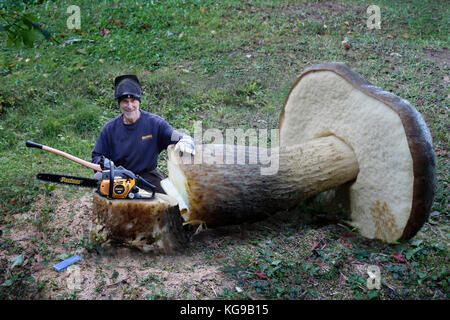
91, 74, 194, 193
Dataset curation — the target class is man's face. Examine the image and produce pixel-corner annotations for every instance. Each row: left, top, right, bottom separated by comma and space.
119, 97, 140, 120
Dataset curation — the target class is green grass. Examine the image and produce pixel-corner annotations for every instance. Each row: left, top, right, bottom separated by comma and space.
0, 0, 448, 300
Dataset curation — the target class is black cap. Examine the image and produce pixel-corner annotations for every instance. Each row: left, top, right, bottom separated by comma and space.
114, 75, 142, 102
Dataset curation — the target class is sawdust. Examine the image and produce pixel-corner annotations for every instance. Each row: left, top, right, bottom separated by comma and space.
3, 189, 235, 299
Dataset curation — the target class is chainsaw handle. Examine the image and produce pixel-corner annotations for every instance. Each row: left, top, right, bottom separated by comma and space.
26, 140, 43, 149
135, 175, 156, 198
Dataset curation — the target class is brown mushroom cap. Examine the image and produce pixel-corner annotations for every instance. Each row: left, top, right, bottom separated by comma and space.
279, 63, 436, 242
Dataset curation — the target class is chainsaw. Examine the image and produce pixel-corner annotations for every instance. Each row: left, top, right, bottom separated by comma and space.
26, 140, 156, 199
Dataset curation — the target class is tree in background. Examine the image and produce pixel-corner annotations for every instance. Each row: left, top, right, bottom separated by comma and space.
0, 0, 52, 47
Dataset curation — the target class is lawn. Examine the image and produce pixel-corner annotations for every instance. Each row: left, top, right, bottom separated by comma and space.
0, 0, 448, 301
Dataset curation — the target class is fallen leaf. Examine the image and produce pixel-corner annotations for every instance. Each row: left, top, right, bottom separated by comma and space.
402, 34, 408, 39
255, 271, 267, 279
387, 34, 394, 39
200, 7, 205, 13
214, 254, 225, 263
311, 241, 320, 250
391, 252, 406, 263
11, 255, 24, 269
430, 211, 440, 217
100, 28, 110, 36
315, 261, 327, 268
1, 279, 13, 287
344, 21, 349, 26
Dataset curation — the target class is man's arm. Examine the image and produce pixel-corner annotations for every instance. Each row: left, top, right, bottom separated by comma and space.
92, 127, 111, 165
158, 119, 195, 155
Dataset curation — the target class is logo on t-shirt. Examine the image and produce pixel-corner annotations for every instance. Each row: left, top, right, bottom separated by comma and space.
142, 134, 153, 140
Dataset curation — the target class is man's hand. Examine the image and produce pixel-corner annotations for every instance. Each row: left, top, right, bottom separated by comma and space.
99, 155, 113, 170
174, 136, 195, 156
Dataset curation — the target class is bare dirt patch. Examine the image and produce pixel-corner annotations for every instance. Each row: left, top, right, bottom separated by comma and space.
2, 189, 238, 299
423, 48, 450, 65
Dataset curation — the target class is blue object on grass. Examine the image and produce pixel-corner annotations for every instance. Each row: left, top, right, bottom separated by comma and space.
52, 255, 82, 272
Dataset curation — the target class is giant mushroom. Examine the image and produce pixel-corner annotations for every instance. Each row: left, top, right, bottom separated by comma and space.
163, 63, 436, 243
279, 63, 436, 242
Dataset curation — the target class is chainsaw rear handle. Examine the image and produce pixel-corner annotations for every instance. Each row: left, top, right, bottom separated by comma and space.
135, 175, 156, 198
26, 140, 43, 149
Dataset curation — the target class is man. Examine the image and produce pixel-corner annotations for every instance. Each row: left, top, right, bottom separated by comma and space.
92, 74, 194, 193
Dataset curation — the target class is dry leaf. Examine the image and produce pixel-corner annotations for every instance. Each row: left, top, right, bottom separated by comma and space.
402, 34, 408, 39
344, 21, 349, 26
315, 261, 327, 268
391, 252, 406, 263
100, 28, 110, 36
387, 34, 394, 39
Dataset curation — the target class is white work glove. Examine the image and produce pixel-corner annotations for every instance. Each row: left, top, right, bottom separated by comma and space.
174, 135, 195, 156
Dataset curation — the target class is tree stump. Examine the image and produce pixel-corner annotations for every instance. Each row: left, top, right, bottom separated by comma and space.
90, 192, 188, 254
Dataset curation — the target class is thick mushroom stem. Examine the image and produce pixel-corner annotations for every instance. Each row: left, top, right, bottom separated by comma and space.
162, 135, 359, 227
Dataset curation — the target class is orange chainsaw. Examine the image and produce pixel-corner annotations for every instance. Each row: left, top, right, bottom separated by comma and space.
26, 141, 156, 199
